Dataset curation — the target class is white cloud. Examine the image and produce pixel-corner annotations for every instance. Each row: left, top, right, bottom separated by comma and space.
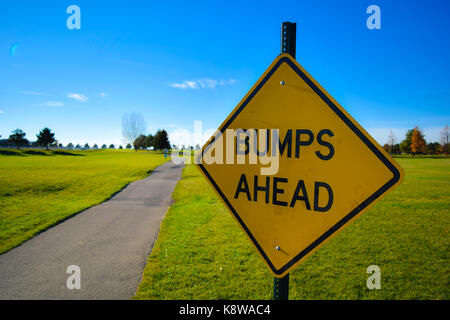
0, 110, 4, 114
169, 81, 198, 89
67, 93, 88, 102
99, 92, 107, 98
197, 79, 217, 89
169, 78, 236, 90
20, 90, 48, 96
41, 101, 64, 107
219, 79, 236, 85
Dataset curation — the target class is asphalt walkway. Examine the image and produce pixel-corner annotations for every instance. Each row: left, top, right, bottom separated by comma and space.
0, 161, 183, 299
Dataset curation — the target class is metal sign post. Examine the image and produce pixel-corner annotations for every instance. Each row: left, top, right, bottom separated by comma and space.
273, 273, 289, 300
273, 21, 296, 301
281, 21, 296, 58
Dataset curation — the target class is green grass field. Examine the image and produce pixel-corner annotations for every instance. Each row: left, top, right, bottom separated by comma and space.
135, 157, 449, 300
0, 149, 168, 254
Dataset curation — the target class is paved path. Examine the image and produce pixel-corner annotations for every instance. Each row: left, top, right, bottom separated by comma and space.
0, 161, 184, 300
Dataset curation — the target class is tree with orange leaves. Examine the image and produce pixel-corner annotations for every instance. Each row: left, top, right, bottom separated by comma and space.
411, 126, 426, 155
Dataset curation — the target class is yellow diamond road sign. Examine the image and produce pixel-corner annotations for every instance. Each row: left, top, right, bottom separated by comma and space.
196, 53, 404, 278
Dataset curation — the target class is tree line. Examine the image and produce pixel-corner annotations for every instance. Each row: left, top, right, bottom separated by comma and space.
0, 126, 171, 151
383, 125, 449, 156
131, 129, 171, 151
121, 112, 171, 151
2, 127, 57, 150
3, 121, 448, 156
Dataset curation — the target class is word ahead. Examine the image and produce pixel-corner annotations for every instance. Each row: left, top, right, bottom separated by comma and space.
234, 174, 333, 212
196, 54, 403, 278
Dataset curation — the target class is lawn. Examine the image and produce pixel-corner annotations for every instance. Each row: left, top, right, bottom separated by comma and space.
135, 157, 449, 299
0, 149, 169, 254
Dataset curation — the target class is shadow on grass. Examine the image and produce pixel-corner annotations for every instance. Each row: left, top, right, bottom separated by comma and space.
22, 150, 50, 156
52, 151, 85, 156
0, 149, 24, 156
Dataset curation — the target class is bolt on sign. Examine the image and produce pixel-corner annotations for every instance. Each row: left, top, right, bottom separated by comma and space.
195, 53, 404, 278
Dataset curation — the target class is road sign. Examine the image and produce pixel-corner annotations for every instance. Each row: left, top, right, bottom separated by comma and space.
196, 53, 404, 278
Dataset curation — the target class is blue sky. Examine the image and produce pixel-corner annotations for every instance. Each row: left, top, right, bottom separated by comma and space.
1, 0, 449, 147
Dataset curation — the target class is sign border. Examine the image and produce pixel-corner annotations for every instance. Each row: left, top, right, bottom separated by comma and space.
196, 54, 402, 276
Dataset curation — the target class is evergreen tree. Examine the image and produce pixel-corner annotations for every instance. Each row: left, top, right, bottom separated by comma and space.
145, 134, 154, 149
133, 135, 147, 150
36, 127, 56, 150
8, 129, 29, 149
153, 129, 171, 150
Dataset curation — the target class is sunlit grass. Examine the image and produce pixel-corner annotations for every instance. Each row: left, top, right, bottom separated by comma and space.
135, 158, 449, 299
0, 149, 169, 254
